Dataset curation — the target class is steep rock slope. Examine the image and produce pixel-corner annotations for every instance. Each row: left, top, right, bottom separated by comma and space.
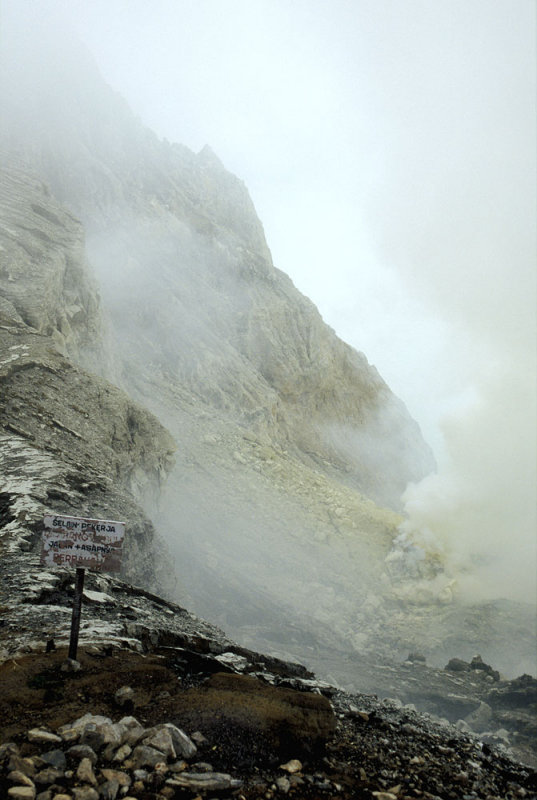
12, 24, 533, 682
0, 166, 176, 591
0, 31, 434, 510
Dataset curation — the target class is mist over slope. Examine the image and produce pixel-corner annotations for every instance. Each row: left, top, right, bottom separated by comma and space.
1, 14, 535, 680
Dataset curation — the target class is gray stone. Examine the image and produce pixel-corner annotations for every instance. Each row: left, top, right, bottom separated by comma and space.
129, 746, 166, 770
0, 743, 19, 760
60, 658, 81, 673
72, 789, 100, 800
8, 756, 36, 778
97, 781, 119, 800
117, 718, 146, 747
190, 762, 214, 772
76, 758, 97, 786
166, 772, 242, 791
100, 770, 131, 788
7, 788, 36, 800
114, 686, 134, 707
66, 746, 98, 766
141, 726, 176, 759
40, 751, 66, 772
8, 772, 35, 788
34, 768, 64, 785
78, 721, 123, 753
162, 724, 197, 759
111, 744, 131, 763
27, 730, 62, 745
59, 715, 113, 745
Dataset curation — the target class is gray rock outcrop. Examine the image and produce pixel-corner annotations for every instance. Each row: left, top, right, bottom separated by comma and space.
0, 166, 176, 592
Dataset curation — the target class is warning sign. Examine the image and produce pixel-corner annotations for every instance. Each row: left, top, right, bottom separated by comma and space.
41, 514, 125, 573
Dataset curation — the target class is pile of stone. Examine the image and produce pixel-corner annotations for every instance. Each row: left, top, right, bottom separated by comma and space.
1, 710, 243, 799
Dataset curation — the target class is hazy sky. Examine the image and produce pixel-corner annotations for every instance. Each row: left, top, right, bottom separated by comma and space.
23, 0, 531, 458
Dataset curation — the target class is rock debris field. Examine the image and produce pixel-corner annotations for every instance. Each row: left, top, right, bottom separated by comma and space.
1, 646, 536, 800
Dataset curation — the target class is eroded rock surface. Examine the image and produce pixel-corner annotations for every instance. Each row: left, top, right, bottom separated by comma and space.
0, 167, 176, 592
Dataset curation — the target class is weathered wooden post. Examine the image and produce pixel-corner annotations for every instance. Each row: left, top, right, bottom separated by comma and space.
68, 567, 85, 660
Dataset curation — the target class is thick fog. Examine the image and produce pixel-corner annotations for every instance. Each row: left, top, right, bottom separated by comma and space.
2, 0, 535, 668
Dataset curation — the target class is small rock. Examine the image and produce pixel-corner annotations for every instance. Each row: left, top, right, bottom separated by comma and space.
0, 743, 19, 760
165, 772, 242, 791
276, 776, 291, 793
8, 772, 35, 787
190, 762, 213, 772
51, 795, 71, 800
129, 745, 166, 770
97, 780, 119, 800
445, 658, 470, 672
114, 686, 134, 707
8, 756, 36, 777
59, 715, 112, 744
189, 731, 207, 746
8, 789, 36, 800
41, 751, 66, 771
28, 730, 62, 745
66, 745, 98, 766
111, 744, 131, 763
141, 726, 176, 759
60, 658, 81, 673
34, 768, 64, 785
162, 724, 197, 759
117, 717, 146, 747
169, 761, 188, 773
80, 722, 123, 752
100, 770, 131, 788
76, 757, 97, 786
279, 760, 302, 774
72, 789, 99, 800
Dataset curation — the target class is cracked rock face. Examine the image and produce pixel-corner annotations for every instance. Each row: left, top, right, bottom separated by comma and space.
0, 167, 176, 595
0, 167, 101, 363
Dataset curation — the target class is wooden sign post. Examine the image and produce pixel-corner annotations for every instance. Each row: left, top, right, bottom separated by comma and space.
69, 567, 85, 660
41, 514, 125, 661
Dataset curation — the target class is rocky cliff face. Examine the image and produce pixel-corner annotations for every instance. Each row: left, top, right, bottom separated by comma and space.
0, 166, 176, 591
1, 22, 534, 687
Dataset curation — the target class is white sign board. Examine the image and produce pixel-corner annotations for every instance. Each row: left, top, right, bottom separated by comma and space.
41, 514, 125, 573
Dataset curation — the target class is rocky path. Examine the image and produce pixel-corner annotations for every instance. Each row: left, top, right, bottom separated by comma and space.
1, 641, 536, 800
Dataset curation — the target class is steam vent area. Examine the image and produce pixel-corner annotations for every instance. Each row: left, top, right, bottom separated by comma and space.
1, 5, 536, 800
